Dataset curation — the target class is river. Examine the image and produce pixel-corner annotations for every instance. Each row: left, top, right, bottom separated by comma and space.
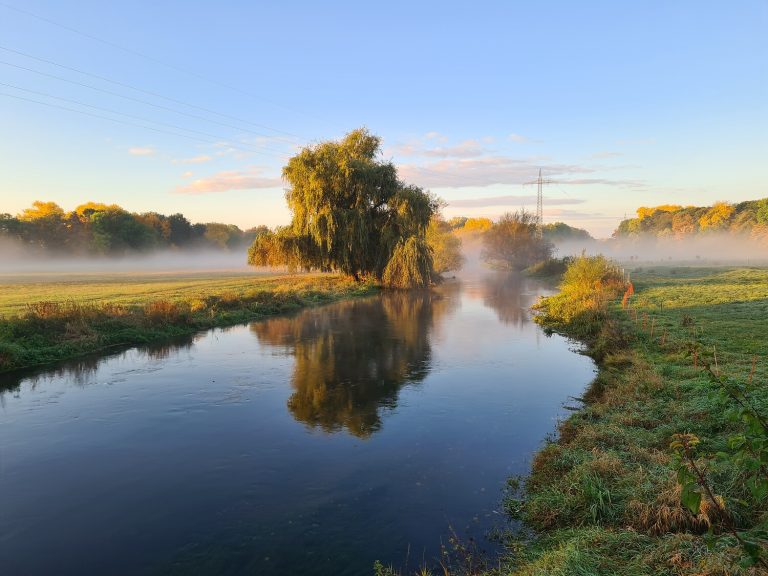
0, 272, 594, 575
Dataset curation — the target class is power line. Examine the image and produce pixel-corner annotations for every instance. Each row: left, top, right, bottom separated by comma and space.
0, 44, 304, 142
0, 1, 345, 131
0, 54, 301, 147
0, 13, 520, 190
0, 91, 290, 160
0, 60, 292, 154
0, 13, 493, 188
0, 81, 291, 158
1, 57, 487, 184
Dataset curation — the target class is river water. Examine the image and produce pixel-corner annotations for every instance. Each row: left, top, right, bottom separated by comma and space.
0, 273, 594, 575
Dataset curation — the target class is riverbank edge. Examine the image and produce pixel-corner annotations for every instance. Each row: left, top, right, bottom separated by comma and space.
493, 271, 750, 574
0, 276, 378, 375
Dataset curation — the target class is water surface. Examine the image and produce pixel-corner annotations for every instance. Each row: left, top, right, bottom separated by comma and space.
0, 273, 594, 575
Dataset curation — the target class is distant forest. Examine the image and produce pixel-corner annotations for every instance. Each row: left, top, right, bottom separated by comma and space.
0, 201, 268, 256
614, 198, 768, 242
445, 216, 592, 242
0, 201, 594, 259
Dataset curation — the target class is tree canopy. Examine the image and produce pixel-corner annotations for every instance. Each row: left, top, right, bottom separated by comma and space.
1, 201, 260, 255
248, 128, 442, 287
614, 199, 768, 242
481, 210, 554, 270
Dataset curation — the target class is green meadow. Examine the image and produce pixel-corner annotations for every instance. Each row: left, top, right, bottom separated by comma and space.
0, 271, 376, 372
491, 265, 768, 575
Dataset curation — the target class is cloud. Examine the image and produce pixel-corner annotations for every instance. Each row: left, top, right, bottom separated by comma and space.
590, 151, 623, 159
385, 132, 479, 157
397, 157, 594, 188
449, 195, 585, 208
397, 156, 647, 189
508, 133, 530, 143
545, 208, 621, 220
423, 139, 485, 158
175, 154, 212, 164
175, 169, 282, 194
181, 171, 194, 178
129, 146, 155, 156
557, 178, 646, 189
424, 131, 448, 142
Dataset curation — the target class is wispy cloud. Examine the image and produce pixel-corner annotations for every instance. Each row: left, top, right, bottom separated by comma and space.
397, 157, 594, 188
557, 177, 646, 189
423, 139, 485, 158
385, 133, 483, 158
508, 133, 530, 143
175, 154, 212, 164
590, 151, 623, 159
129, 146, 155, 156
545, 208, 622, 220
449, 195, 585, 208
424, 131, 448, 142
175, 169, 282, 194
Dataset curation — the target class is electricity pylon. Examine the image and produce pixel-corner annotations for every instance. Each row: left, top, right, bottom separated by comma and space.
524, 169, 556, 239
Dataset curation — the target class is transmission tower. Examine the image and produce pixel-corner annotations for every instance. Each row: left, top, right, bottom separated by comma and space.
524, 169, 556, 239
536, 168, 544, 239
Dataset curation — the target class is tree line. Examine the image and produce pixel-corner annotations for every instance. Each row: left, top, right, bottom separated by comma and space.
614, 199, 768, 242
0, 201, 267, 255
1, 128, 592, 285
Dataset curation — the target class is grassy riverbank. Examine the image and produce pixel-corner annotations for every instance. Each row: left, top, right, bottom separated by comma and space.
0, 272, 376, 373
497, 265, 768, 575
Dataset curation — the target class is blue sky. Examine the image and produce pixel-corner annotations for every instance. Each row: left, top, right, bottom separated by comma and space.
0, 0, 765, 237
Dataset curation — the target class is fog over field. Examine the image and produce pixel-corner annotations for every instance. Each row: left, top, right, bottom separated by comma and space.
0, 239, 254, 274
553, 235, 768, 265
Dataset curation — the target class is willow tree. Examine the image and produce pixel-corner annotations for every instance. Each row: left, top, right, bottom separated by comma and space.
249, 128, 440, 286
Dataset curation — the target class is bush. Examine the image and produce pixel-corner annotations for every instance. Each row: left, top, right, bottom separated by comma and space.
535, 254, 626, 324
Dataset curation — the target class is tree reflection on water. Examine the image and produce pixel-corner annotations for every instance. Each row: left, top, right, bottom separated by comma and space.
250, 291, 455, 437
479, 272, 532, 327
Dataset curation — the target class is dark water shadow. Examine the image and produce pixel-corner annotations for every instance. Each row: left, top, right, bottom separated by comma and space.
0, 334, 197, 401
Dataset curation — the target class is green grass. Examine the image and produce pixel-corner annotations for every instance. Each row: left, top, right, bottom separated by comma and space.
0, 270, 306, 315
482, 266, 768, 576
0, 271, 377, 373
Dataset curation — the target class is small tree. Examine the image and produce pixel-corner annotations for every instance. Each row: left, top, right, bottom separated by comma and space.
481, 210, 553, 270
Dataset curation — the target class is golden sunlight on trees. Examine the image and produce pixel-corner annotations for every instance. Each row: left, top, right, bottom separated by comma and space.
698, 201, 735, 231
614, 199, 765, 240
18, 200, 65, 221
248, 128, 441, 287
458, 217, 493, 236
426, 217, 464, 275
636, 205, 682, 220
2, 200, 257, 255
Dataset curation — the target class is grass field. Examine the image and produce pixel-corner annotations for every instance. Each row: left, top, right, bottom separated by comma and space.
487, 266, 768, 575
0, 270, 293, 316
0, 271, 376, 372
